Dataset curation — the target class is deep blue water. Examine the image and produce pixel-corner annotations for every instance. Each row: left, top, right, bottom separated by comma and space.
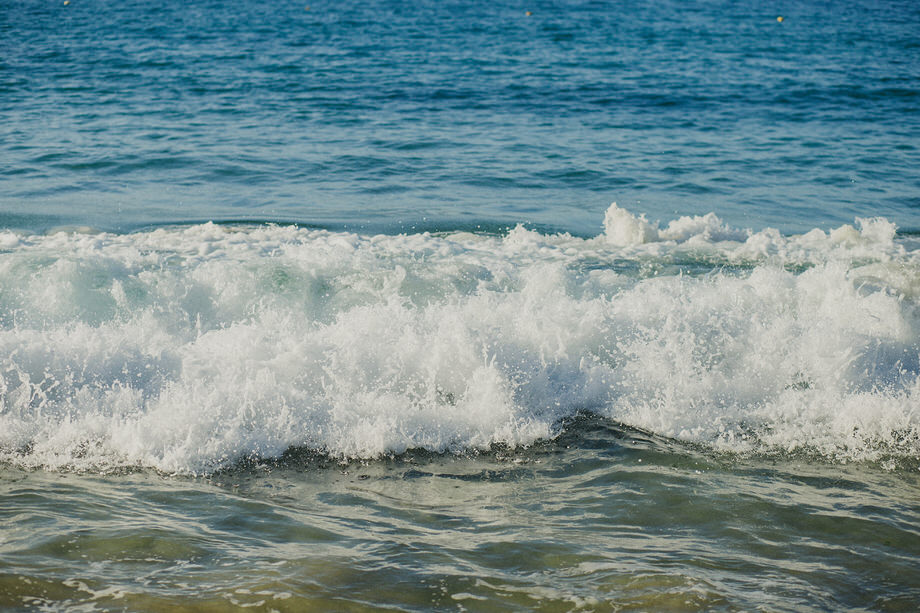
2, 0, 919, 234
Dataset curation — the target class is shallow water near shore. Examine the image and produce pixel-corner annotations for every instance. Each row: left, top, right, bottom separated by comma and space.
1, 208, 919, 610
3, 417, 920, 612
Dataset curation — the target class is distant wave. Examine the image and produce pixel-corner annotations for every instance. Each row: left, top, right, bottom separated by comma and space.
1, 205, 918, 473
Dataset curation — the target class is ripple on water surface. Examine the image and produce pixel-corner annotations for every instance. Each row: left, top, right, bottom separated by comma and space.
2, 417, 920, 611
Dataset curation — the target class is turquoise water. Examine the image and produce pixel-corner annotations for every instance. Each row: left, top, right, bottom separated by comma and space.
2, 0, 920, 610
3, 0, 919, 234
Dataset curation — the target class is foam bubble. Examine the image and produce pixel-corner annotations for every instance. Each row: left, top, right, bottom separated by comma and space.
602, 203, 659, 246
1, 206, 918, 472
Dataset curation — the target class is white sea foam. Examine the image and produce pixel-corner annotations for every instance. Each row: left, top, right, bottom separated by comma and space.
1, 205, 918, 472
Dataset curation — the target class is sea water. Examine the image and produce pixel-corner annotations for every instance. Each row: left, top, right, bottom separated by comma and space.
1, 0, 919, 610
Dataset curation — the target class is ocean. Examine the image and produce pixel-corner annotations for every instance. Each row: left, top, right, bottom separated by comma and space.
1, 0, 919, 610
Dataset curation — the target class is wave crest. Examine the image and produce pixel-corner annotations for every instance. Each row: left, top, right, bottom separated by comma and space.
1, 207, 918, 472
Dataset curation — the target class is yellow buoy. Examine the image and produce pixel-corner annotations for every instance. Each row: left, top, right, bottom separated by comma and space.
526, 11, 532, 17
777, 16, 784, 23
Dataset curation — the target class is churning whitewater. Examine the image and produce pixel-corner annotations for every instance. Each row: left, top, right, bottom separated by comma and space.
1, 204, 918, 473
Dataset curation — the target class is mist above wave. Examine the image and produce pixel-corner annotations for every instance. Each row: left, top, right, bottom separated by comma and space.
1, 205, 918, 473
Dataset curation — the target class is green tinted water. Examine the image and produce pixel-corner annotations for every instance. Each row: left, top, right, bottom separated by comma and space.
2, 418, 918, 612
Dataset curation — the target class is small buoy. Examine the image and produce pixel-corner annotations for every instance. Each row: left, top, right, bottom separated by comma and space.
305, 5, 310, 10
526, 11, 532, 17
63, 0, 70, 4
777, 16, 784, 22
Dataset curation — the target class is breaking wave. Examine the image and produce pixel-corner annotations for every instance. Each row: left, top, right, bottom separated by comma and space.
1, 204, 918, 473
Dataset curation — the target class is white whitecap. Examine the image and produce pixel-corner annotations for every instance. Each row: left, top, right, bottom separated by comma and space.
1, 206, 917, 472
